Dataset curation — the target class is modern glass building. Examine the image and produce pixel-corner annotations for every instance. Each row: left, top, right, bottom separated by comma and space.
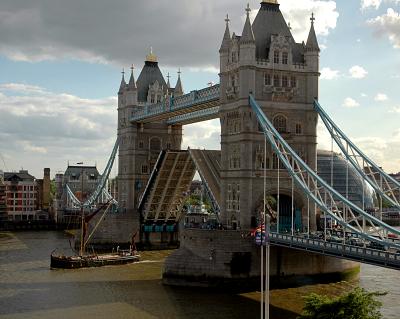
317, 150, 376, 209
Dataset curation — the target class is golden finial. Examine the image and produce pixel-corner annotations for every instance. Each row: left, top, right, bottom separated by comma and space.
146, 47, 157, 62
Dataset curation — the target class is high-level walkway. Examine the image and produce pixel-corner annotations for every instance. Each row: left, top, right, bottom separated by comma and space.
130, 85, 220, 124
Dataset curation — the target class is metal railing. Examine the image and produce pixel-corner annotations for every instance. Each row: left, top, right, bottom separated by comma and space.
269, 232, 400, 269
130, 84, 220, 122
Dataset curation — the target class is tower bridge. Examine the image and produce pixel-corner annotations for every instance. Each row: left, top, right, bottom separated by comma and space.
64, 0, 400, 287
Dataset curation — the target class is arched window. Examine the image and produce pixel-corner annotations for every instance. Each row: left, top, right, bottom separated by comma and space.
273, 115, 287, 133
150, 137, 161, 151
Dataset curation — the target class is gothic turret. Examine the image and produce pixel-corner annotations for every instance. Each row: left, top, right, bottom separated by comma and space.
137, 48, 168, 103
174, 69, 184, 97
304, 13, 320, 75
239, 4, 256, 65
126, 65, 138, 105
118, 70, 126, 95
220, 14, 231, 52
219, 15, 231, 73
306, 13, 320, 52
127, 65, 137, 90
240, 4, 255, 43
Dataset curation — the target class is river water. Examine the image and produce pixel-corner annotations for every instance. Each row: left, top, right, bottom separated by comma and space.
0, 231, 399, 319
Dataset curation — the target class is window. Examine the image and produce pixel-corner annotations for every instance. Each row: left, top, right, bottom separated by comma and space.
231, 51, 237, 63
139, 141, 144, 149
274, 51, 280, 64
282, 52, 288, 65
290, 76, 297, 88
295, 123, 302, 135
273, 74, 280, 87
264, 73, 271, 86
150, 94, 155, 104
166, 142, 171, 149
282, 75, 288, 87
273, 115, 287, 133
231, 75, 235, 88
157, 95, 161, 103
141, 165, 148, 174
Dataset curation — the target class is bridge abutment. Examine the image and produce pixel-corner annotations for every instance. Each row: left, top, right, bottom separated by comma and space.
163, 228, 360, 290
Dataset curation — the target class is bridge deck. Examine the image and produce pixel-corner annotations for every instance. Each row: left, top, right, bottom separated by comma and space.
189, 149, 221, 208
269, 233, 400, 270
141, 151, 196, 223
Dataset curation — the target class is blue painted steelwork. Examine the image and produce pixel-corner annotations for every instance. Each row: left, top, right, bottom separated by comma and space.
249, 95, 400, 250
167, 106, 220, 125
65, 138, 119, 209
314, 100, 400, 210
188, 148, 221, 216
83, 138, 119, 208
130, 84, 220, 123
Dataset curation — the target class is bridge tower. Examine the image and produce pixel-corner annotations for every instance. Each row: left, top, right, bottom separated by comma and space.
117, 50, 183, 234
219, 0, 320, 231
164, 1, 359, 289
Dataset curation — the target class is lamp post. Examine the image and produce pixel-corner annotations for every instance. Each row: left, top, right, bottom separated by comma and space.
77, 162, 84, 256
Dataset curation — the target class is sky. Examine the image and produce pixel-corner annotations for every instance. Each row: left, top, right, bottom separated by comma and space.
0, 0, 399, 178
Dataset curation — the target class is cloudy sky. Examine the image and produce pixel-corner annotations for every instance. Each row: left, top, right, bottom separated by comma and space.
0, 0, 399, 178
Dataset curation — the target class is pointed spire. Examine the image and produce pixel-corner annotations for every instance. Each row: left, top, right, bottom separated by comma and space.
174, 68, 183, 95
128, 64, 136, 90
240, 4, 255, 43
119, 68, 126, 93
220, 14, 231, 52
166, 72, 171, 88
306, 13, 320, 52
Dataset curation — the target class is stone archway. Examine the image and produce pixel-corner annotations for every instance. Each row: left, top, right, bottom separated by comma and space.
254, 189, 305, 232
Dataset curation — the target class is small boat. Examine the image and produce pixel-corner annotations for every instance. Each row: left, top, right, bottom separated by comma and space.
51, 249, 140, 269
51, 200, 140, 269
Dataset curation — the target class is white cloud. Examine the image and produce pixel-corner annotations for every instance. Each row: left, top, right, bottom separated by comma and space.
352, 135, 400, 173
279, 0, 339, 42
361, 0, 400, 10
349, 65, 368, 79
389, 106, 400, 113
182, 120, 221, 150
367, 8, 400, 48
0, 83, 117, 177
361, 93, 368, 97
361, 0, 382, 10
343, 97, 360, 108
374, 93, 389, 101
320, 67, 340, 80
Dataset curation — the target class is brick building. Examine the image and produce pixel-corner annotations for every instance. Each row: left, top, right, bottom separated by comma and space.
2, 170, 39, 221
0, 172, 7, 226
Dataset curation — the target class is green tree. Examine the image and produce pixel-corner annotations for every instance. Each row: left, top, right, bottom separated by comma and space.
298, 288, 386, 319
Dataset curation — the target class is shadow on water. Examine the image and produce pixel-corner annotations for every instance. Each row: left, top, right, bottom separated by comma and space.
0, 231, 299, 319
0, 279, 298, 319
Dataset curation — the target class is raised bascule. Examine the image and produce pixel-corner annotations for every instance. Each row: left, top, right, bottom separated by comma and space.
63, 0, 400, 287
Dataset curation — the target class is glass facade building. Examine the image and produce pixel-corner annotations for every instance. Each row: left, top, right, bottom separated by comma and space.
317, 150, 376, 209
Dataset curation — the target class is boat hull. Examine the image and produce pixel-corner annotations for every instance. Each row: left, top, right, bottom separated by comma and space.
50, 253, 140, 269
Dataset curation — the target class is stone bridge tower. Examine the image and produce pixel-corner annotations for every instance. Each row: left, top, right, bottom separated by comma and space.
219, 0, 320, 230
117, 51, 183, 229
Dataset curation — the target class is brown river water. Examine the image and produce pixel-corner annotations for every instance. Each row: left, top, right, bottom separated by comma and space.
0, 231, 399, 319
